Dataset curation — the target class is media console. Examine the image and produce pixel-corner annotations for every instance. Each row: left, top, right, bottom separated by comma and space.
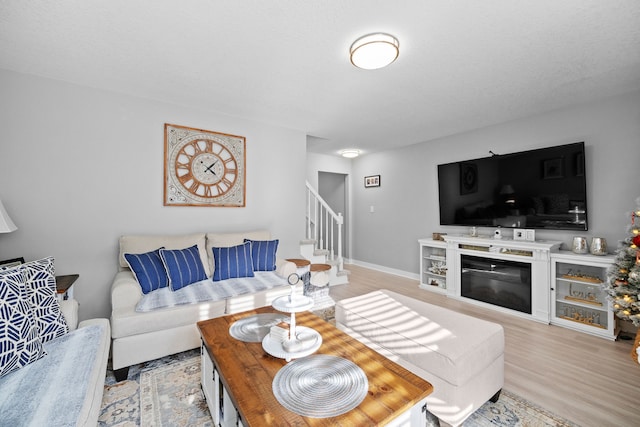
419, 235, 617, 339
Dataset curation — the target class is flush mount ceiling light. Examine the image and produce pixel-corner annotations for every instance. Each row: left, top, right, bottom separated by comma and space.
340, 149, 360, 158
350, 33, 399, 70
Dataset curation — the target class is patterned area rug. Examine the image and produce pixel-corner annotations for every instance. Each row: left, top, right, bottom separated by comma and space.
463, 390, 579, 427
99, 349, 210, 427
99, 350, 578, 427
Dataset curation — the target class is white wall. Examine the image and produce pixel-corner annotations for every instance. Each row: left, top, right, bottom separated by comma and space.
348, 90, 640, 276
0, 69, 307, 321
305, 151, 353, 189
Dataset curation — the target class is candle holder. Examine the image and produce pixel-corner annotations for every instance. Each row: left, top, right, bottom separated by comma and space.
590, 237, 608, 256
572, 236, 588, 254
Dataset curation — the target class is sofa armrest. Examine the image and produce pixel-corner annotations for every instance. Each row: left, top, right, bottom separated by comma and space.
60, 298, 79, 331
111, 270, 143, 313
275, 259, 296, 278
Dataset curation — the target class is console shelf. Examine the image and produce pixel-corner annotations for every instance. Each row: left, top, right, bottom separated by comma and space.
550, 251, 617, 340
418, 239, 448, 293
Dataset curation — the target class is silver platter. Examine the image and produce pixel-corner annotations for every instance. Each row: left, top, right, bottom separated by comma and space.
229, 313, 288, 342
272, 355, 368, 418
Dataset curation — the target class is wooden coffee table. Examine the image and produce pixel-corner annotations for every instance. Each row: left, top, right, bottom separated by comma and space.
198, 306, 433, 426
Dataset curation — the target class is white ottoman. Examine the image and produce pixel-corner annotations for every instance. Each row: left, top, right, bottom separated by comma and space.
335, 290, 504, 426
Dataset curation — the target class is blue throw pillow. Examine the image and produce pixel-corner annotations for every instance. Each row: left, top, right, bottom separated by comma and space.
160, 245, 208, 291
212, 241, 255, 282
244, 239, 279, 271
124, 248, 168, 294
22, 257, 69, 343
0, 267, 47, 377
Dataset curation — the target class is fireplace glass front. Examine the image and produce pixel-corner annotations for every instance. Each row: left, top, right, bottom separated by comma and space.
461, 255, 532, 314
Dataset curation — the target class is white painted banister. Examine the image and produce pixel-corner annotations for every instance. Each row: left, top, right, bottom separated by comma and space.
305, 181, 344, 270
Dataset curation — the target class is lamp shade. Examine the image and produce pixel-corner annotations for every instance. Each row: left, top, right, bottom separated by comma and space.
0, 199, 17, 233
350, 33, 399, 70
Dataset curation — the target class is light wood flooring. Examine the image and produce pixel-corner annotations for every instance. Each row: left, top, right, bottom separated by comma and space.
328, 264, 640, 427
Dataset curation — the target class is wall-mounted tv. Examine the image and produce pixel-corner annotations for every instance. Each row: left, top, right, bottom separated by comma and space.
437, 142, 587, 231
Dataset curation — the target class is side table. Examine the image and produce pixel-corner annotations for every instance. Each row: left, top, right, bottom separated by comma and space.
55, 274, 79, 301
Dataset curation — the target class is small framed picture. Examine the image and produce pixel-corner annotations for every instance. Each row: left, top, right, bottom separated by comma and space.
0, 257, 25, 269
364, 175, 381, 188
542, 157, 564, 179
459, 162, 478, 195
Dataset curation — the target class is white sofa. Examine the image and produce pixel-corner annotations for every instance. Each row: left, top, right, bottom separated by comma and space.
336, 290, 504, 427
0, 298, 111, 427
110, 230, 297, 381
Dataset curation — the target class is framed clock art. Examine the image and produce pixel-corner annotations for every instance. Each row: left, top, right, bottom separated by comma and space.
164, 123, 246, 207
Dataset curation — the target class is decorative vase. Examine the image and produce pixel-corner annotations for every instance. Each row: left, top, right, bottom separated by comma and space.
590, 237, 608, 255
572, 237, 588, 254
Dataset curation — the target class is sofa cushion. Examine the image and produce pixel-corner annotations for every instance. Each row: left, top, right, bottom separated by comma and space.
136, 271, 288, 312
119, 233, 210, 276
206, 230, 271, 275
124, 248, 169, 294
22, 257, 69, 343
0, 322, 108, 426
160, 245, 208, 291
335, 290, 504, 386
0, 267, 47, 377
245, 239, 279, 271
212, 241, 255, 281
111, 278, 227, 339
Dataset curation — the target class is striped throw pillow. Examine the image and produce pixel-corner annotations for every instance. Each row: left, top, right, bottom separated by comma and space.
160, 245, 207, 291
244, 239, 279, 271
212, 241, 255, 281
124, 248, 168, 294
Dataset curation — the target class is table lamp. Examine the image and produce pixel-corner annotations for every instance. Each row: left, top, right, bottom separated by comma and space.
0, 199, 17, 233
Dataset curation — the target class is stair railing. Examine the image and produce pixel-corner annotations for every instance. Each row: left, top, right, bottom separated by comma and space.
305, 181, 344, 270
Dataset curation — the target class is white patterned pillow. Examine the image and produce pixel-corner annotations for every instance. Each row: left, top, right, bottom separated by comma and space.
0, 267, 47, 377
22, 257, 69, 343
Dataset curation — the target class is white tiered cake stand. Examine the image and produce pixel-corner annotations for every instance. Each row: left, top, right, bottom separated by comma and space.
262, 273, 322, 362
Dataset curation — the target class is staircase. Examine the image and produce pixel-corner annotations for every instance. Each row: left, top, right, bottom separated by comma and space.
302, 181, 349, 285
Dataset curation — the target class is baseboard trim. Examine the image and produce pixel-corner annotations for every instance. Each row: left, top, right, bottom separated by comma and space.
348, 259, 419, 281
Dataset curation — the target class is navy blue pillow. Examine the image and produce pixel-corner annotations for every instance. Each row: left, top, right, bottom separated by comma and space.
159, 245, 208, 291
124, 248, 168, 294
244, 239, 279, 271
212, 241, 255, 282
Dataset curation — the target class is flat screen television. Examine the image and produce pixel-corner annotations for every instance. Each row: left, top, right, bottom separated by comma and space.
437, 142, 588, 230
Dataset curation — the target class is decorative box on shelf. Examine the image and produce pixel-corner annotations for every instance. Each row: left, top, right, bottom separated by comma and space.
550, 251, 617, 340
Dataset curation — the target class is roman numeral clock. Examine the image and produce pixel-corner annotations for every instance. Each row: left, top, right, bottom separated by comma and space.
164, 123, 246, 207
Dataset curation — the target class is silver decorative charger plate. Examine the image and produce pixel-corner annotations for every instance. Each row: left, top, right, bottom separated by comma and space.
229, 313, 288, 342
272, 355, 369, 418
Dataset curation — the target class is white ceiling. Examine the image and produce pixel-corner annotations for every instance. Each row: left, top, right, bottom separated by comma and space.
1, 1, 639, 157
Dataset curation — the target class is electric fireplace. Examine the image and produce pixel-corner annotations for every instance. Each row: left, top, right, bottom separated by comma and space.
461, 255, 532, 314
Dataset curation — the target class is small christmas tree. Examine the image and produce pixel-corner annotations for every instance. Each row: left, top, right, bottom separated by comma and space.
606, 197, 640, 326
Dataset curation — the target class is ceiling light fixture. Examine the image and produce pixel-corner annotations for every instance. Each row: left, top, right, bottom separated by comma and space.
350, 33, 399, 70
340, 149, 360, 158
